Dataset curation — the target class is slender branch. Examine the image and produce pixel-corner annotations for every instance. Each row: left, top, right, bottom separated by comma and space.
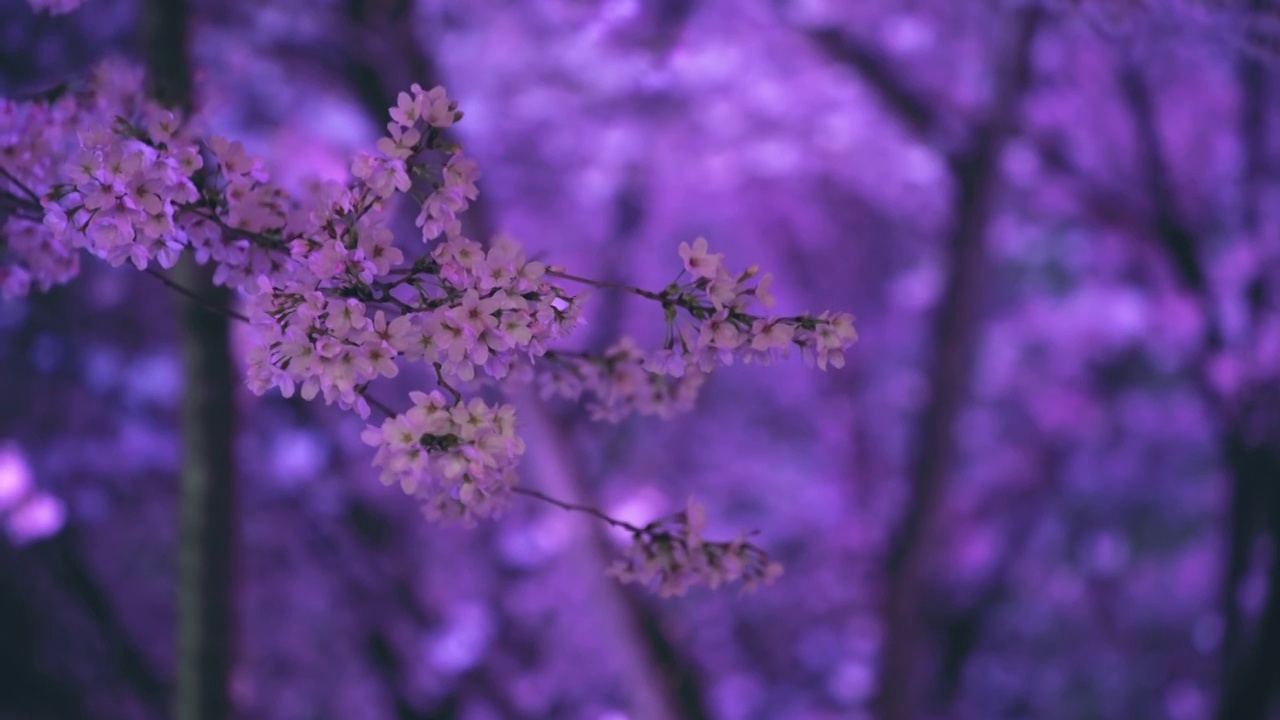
546, 269, 665, 302
511, 486, 645, 534
432, 362, 463, 405
0, 167, 41, 204
182, 208, 284, 250
144, 268, 250, 323
0, 189, 43, 221
0, 207, 42, 223
359, 390, 398, 419
543, 348, 596, 361
1117, 63, 1211, 299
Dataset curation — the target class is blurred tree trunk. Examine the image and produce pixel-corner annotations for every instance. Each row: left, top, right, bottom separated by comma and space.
1119, 42, 1280, 720
516, 392, 683, 720
874, 9, 1041, 720
0, 541, 87, 719
170, 258, 238, 720
1220, 0, 1271, 675
141, 0, 239, 717
1217, 7, 1280, 715
1218, 452, 1280, 720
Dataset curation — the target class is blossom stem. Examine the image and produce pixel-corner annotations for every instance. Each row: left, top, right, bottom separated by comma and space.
360, 390, 398, 419
144, 268, 250, 322
0, 167, 41, 204
542, 348, 595, 361
183, 207, 283, 249
0, 188, 42, 219
433, 362, 463, 405
546, 269, 665, 302
510, 486, 645, 534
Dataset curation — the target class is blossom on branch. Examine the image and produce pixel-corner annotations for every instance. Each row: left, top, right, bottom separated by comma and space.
608, 499, 783, 597
361, 391, 523, 524
0, 58, 859, 595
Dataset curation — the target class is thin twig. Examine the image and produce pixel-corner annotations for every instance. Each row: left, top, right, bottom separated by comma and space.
432, 362, 463, 405
511, 486, 644, 534
546, 269, 665, 302
542, 348, 596, 361
144, 267, 250, 322
0, 185, 43, 217
0, 166, 41, 204
360, 391, 397, 419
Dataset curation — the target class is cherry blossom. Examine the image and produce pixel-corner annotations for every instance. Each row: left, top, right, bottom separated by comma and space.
0, 57, 857, 597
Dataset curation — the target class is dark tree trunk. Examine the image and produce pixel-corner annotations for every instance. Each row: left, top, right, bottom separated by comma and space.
140, 0, 240, 717
874, 9, 1042, 720
171, 257, 238, 720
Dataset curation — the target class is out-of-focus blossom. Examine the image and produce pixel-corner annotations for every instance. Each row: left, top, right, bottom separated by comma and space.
0, 443, 65, 545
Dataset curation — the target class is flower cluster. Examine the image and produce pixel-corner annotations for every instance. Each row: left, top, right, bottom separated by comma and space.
534, 237, 858, 420
355, 82, 477, 241
540, 340, 707, 422
0, 203, 80, 298
361, 391, 523, 524
0, 62, 148, 296
240, 84, 583, 430
663, 236, 859, 372
608, 499, 784, 597
42, 112, 203, 272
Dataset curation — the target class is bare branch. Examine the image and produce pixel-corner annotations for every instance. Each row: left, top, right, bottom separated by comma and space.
0, 166, 41, 204
512, 486, 646, 534
1117, 63, 1210, 297
144, 268, 249, 323
803, 27, 946, 146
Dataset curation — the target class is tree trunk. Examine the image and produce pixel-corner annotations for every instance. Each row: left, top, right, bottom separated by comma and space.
1217, 448, 1280, 720
874, 9, 1041, 720
171, 257, 238, 720
140, 0, 240, 716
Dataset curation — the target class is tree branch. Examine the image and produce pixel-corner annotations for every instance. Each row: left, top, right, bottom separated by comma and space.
1117, 63, 1210, 298
1217, 445, 1280, 720
144, 268, 249, 323
803, 27, 946, 146
511, 486, 645, 534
